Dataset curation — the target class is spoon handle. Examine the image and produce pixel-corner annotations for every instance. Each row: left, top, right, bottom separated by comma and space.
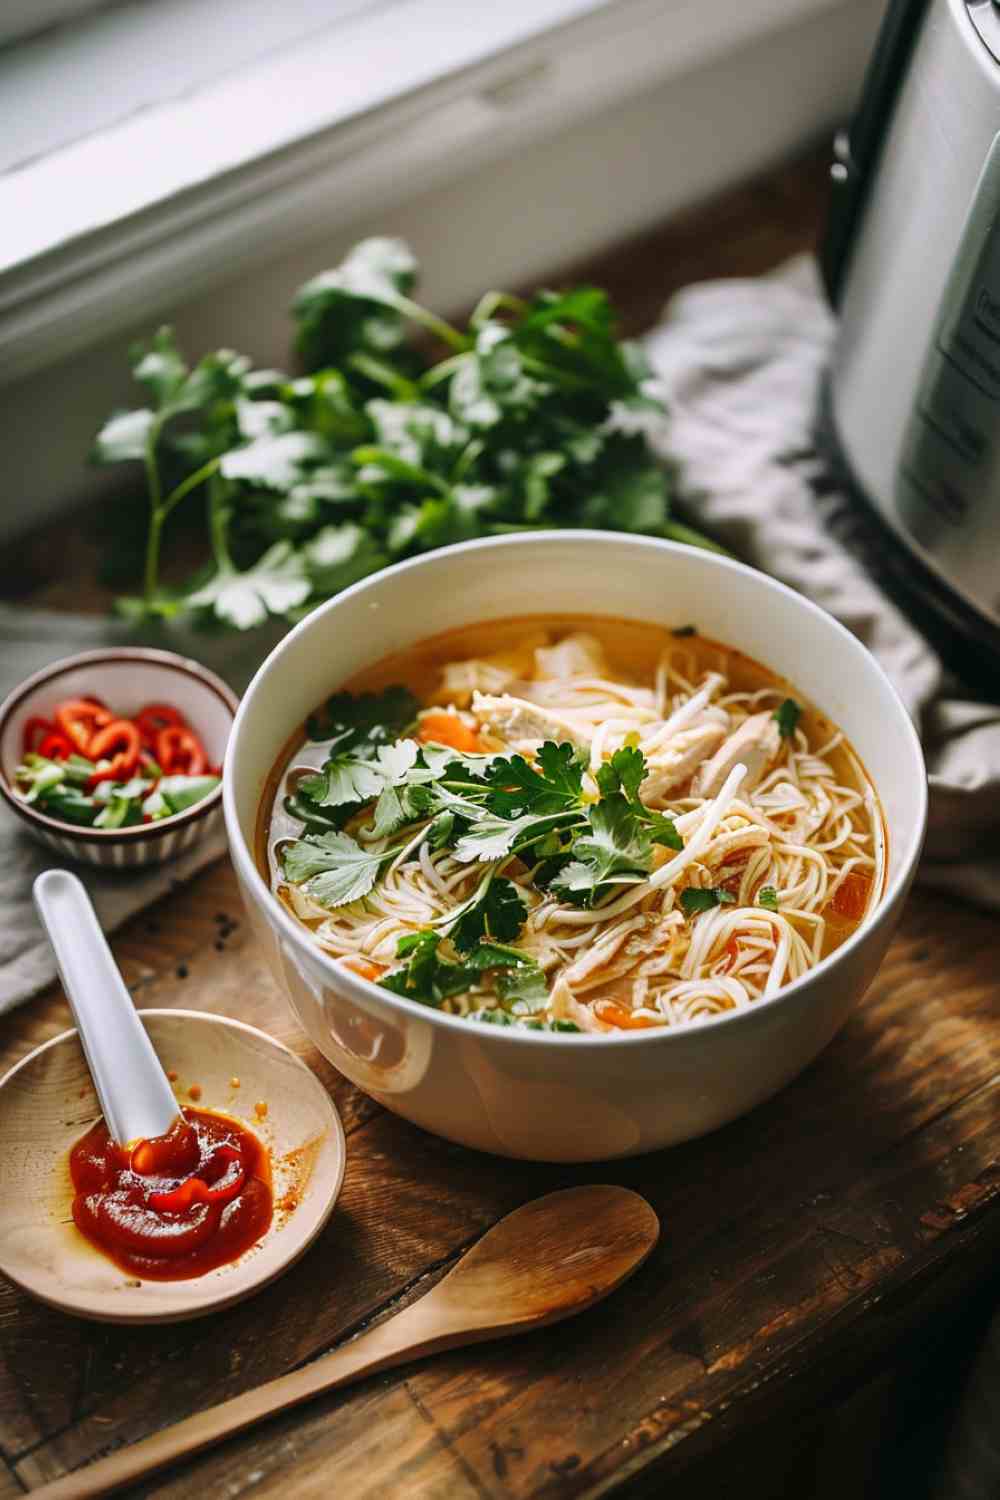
32, 869, 178, 1145
29, 1297, 470, 1500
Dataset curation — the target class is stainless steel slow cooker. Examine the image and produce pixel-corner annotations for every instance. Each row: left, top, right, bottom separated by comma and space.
823, 0, 1000, 679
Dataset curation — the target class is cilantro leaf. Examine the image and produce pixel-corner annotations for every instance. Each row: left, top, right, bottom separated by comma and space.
451, 809, 576, 864
595, 744, 647, 802
187, 542, 311, 630
96, 236, 723, 630
305, 523, 388, 595
302, 738, 421, 809
441, 873, 527, 952
550, 793, 652, 904
378, 929, 544, 1009
646, 812, 684, 851
773, 699, 802, 739
294, 238, 421, 368
281, 831, 389, 908
486, 741, 586, 816
369, 781, 435, 839
496, 962, 549, 1015
679, 887, 737, 916
220, 431, 323, 490
593, 745, 682, 848
92, 409, 156, 464
306, 686, 419, 746
378, 930, 473, 1005
758, 886, 779, 911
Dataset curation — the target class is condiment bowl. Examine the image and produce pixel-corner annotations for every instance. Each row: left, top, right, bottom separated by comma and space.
224, 532, 928, 1161
0, 647, 238, 868
0, 1009, 345, 1322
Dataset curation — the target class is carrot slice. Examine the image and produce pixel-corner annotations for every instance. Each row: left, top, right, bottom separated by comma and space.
417, 712, 482, 753
825, 871, 872, 923
593, 999, 661, 1030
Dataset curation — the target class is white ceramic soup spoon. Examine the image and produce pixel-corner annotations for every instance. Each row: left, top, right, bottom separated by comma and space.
32, 868, 178, 1145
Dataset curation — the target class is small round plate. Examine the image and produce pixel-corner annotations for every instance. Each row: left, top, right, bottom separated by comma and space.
0, 1009, 345, 1323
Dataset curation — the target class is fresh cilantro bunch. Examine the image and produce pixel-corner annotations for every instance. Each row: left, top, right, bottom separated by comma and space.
92, 237, 720, 630
277, 689, 690, 1024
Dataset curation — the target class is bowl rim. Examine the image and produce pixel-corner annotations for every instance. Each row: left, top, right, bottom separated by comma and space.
224, 531, 929, 1049
0, 646, 238, 841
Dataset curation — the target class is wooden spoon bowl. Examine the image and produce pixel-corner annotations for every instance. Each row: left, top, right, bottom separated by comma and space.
0, 1009, 345, 1323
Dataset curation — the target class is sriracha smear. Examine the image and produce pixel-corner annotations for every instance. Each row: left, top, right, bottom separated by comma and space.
69, 1108, 272, 1280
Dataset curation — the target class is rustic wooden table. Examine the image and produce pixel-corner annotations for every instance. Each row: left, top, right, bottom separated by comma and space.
3, 146, 999, 1500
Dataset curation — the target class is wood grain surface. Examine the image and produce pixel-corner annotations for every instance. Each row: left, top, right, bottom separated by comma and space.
3, 142, 999, 1499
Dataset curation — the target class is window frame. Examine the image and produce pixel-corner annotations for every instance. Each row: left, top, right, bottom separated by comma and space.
0, 0, 860, 385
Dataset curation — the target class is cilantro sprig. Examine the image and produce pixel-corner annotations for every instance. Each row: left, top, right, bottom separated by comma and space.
92, 237, 721, 629
278, 696, 695, 1014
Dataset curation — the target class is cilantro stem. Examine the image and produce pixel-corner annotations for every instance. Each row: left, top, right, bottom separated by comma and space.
346, 351, 419, 401
142, 432, 224, 604
452, 439, 485, 483
392, 295, 470, 353
142, 417, 165, 604
469, 290, 528, 327
207, 473, 233, 571
418, 353, 470, 390
160, 456, 223, 522
518, 354, 597, 391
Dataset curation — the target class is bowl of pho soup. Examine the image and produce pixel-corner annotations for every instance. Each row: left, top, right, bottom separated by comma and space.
224, 533, 926, 1161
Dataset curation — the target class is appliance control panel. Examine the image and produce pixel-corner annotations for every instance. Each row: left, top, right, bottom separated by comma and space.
896, 131, 1000, 627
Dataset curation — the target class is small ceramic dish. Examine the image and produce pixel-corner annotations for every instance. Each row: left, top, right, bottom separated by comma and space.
0, 1009, 345, 1323
0, 647, 238, 868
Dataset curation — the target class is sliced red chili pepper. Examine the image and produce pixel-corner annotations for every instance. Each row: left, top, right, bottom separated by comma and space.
89, 718, 141, 763
38, 730, 75, 760
156, 726, 207, 776
22, 716, 55, 755
134, 703, 186, 749
85, 719, 141, 787
55, 699, 112, 754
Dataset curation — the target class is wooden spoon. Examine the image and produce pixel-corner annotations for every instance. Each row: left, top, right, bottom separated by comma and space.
32, 1185, 658, 1500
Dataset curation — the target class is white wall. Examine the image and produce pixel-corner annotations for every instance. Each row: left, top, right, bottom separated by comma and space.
2, 0, 879, 538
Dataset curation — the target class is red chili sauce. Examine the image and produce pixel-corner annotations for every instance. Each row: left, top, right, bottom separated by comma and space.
69, 1108, 272, 1280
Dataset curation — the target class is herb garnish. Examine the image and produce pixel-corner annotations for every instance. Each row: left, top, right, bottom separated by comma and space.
378, 930, 547, 1014
278, 696, 693, 1011
679, 887, 737, 916
773, 699, 802, 739
92, 238, 721, 628
758, 886, 779, 911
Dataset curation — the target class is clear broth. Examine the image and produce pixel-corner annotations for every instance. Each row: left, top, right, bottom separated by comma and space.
257, 615, 886, 971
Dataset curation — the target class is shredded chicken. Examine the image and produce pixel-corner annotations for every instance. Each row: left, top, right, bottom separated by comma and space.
691, 711, 782, 799
640, 721, 727, 804
472, 692, 589, 751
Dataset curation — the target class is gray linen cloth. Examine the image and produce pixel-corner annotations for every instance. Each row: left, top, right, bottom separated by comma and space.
644, 254, 1000, 910
2, 252, 998, 1013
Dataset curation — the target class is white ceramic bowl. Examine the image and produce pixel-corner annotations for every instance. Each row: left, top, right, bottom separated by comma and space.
224, 533, 927, 1162
0, 647, 237, 868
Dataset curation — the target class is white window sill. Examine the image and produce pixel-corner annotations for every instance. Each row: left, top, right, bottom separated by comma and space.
0, 0, 853, 386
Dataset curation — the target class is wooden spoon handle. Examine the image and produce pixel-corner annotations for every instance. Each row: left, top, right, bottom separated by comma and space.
31, 1299, 464, 1500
